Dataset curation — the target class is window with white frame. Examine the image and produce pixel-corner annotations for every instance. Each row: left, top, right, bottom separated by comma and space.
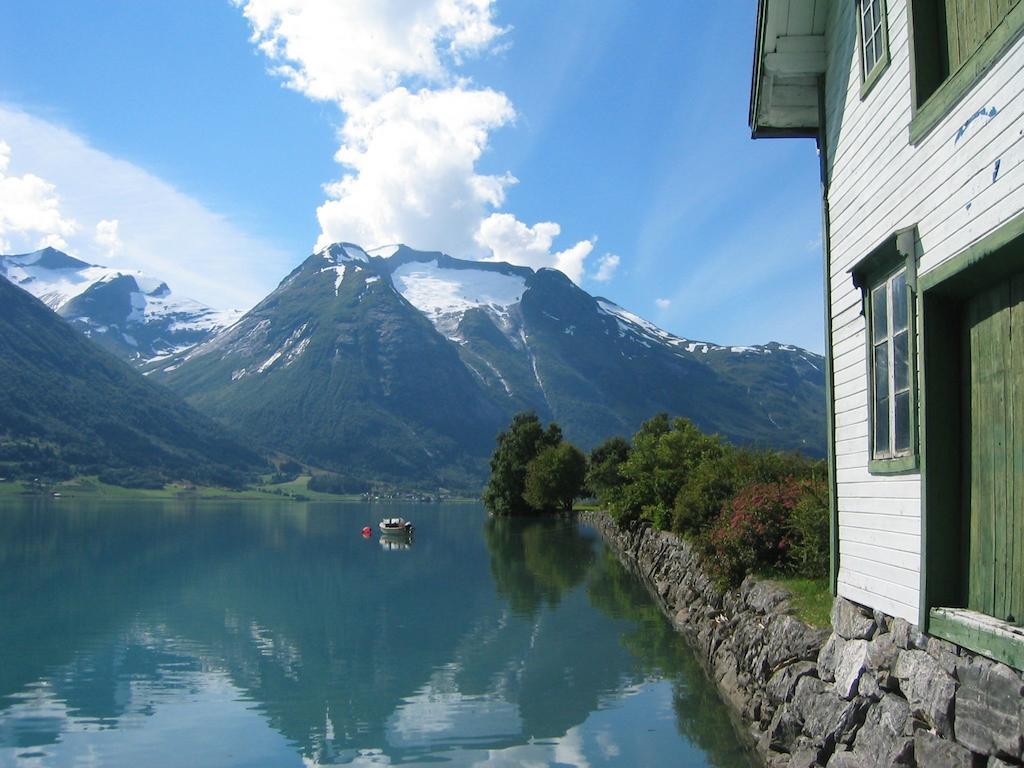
857, 0, 889, 90
870, 268, 912, 458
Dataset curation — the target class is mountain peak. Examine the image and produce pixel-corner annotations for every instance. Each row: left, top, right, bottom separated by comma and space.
316, 242, 372, 264
3, 246, 94, 272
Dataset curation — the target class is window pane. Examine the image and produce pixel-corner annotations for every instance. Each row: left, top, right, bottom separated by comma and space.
894, 329, 910, 391
892, 270, 908, 331
874, 341, 890, 456
894, 390, 911, 452
875, 393, 891, 456
871, 284, 888, 341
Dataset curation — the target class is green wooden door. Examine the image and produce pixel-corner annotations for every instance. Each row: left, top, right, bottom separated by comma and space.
964, 272, 1024, 625
944, 0, 1023, 73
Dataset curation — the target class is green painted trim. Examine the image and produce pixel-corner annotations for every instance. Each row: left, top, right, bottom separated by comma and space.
919, 211, 1024, 629
918, 283, 930, 629
868, 454, 919, 474
817, 79, 840, 596
929, 607, 1024, 671
849, 230, 904, 288
855, 228, 921, 476
858, 0, 892, 100
908, 2, 1024, 145
920, 208, 1024, 294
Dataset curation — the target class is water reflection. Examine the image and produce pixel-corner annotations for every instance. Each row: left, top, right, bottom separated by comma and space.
0, 500, 752, 766
378, 535, 414, 551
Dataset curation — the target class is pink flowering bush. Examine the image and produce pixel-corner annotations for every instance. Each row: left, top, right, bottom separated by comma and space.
703, 478, 807, 586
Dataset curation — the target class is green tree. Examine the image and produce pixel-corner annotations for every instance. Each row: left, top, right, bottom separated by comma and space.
586, 436, 630, 507
482, 412, 562, 515
523, 442, 588, 513
612, 415, 721, 527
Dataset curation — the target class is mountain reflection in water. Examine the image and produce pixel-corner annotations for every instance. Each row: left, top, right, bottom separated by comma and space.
0, 500, 753, 767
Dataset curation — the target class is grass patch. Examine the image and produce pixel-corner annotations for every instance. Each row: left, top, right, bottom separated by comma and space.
252, 475, 363, 502
0, 475, 479, 503
763, 576, 832, 628
0, 475, 362, 502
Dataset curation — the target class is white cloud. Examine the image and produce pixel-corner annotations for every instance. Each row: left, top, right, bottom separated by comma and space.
235, 0, 507, 106
474, 213, 593, 283
0, 140, 78, 254
655, 297, 671, 309
235, 0, 598, 279
0, 106, 292, 309
591, 253, 619, 282
316, 85, 515, 255
94, 218, 123, 257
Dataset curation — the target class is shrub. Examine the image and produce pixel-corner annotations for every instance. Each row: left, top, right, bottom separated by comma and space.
787, 478, 830, 578
702, 478, 803, 587
672, 448, 737, 536
610, 415, 722, 527
586, 436, 630, 507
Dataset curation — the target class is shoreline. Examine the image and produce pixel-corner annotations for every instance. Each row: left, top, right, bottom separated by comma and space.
578, 509, 1024, 768
0, 477, 481, 504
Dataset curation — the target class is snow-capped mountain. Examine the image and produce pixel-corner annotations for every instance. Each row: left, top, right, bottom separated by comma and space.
0, 247, 240, 364
151, 242, 826, 489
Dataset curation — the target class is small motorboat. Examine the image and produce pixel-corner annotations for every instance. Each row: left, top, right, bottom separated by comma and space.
379, 517, 414, 537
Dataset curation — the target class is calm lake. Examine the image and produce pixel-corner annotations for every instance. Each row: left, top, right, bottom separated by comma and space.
0, 499, 754, 767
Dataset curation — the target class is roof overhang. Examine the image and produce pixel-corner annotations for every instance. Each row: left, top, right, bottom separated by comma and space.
749, 0, 828, 139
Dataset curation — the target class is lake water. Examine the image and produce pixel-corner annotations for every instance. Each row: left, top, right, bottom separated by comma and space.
0, 499, 754, 767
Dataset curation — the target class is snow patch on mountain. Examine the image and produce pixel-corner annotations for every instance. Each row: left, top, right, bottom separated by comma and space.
597, 299, 779, 357
319, 242, 370, 264
1, 247, 241, 362
392, 259, 527, 340
367, 244, 401, 259
1, 251, 123, 311
321, 264, 349, 295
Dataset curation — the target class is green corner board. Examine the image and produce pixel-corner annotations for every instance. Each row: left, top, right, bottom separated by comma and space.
929, 607, 1024, 671
817, 81, 840, 597
909, 2, 1024, 145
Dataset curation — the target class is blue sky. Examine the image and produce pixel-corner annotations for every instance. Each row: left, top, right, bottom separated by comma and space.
0, 2, 825, 351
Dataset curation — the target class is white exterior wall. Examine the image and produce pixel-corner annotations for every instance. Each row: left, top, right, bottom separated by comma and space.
823, 0, 1024, 624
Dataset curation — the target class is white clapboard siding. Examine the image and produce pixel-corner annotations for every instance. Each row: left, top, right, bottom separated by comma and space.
840, 511, 921, 534
823, 0, 1024, 624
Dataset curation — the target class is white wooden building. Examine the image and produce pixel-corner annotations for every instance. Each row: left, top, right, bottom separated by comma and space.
750, 0, 1024, 669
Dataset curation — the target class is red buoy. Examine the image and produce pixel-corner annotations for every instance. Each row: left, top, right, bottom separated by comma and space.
361, 526, 372, 538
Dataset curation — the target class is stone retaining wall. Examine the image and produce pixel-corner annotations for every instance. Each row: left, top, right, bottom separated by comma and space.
579, 511, 1024, 768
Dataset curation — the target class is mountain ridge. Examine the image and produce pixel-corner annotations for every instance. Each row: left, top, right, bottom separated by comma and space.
150, 242, 826, 489
0, 247, 240, 364
0, 274, 264, 484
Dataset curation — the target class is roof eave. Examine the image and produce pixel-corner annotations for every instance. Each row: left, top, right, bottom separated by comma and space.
748, 0, 769, 135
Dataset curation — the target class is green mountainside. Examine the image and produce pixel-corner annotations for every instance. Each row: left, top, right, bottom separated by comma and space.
152, 243, 825, 490
0, 276, 264, 485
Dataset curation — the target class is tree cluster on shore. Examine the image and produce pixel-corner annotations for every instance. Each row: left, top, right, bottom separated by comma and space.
483, 412, 829, 586
481, 413, 587, 515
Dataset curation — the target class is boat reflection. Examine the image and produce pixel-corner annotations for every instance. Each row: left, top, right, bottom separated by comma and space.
378, 533, 414, 550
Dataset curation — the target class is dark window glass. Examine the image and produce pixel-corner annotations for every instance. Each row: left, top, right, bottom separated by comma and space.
894, 390, 911, 452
